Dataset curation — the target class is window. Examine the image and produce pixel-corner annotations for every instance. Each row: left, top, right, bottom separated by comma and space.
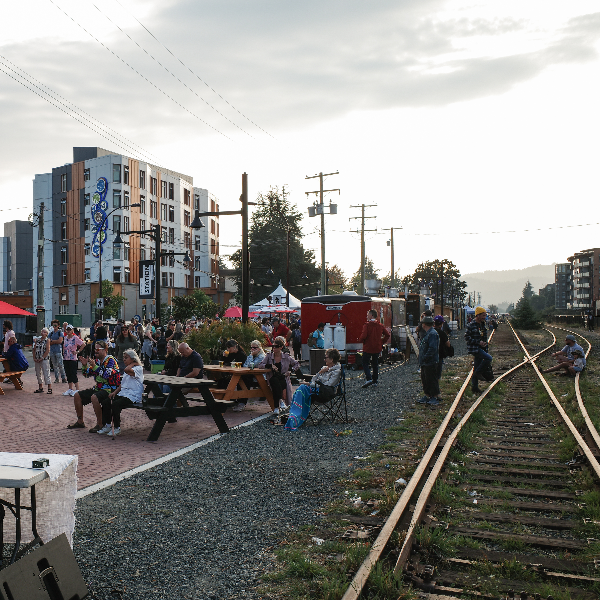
184, 189, 190, 205
113, 246, 121, 260
84, 243, 90, 256
151, 177, 157, 196
194, 194, 200, 211
59, 304, 68, 315
169, 254, 175, 267
161, 254, 168, 267
150, 248, 155, 260
84, 218, 90, 231
161, 226, 167, 242
124, 267, 130, 283
150, 200, 157, 219
195, 236, 201, 251
211, 199, 216, 212
211, 240, 216, 254
195, 276, 201, 288
184, 211, 190, 227
123, 243, 130, 261
61, 271, 67, 285
113, 164, 121, 183
123, 191, 130, 209
184, 232, 190, 248
169, 182, 174, 200
140, 247, 146, 261
169, 205, 175, 222
61, 246, 67, 264
211, 220, 215, 234
84, 168, 90, 181
140, 196, 146, 214
61, 173, 67, 192
140, 219, 146, 236
161, 180, 168, 198
113, 215, 121, 234
123, 216, 130, 232
113, 191, 121, 209
169, 228, 174, 244
161, 203, 168, 220
162, 272, 168, 287
84, 193, 90, 206
169, 272, 174, 287
194, 256, 201, 270
139, 170, 146, 190
123, 165, 129, 184
84, 268, 91, 282
185, 274, 191, 288
61, 222, 67, 240
61, 292, 67, 301
60, 198, 66, 216
113, 267, 121, 283
217, 223, 219, 237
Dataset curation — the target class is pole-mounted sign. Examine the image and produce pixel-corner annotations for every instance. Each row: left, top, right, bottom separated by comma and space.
139, 260, 155, 299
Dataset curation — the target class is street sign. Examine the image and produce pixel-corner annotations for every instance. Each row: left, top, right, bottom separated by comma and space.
139, 260, 155, 299
96, 298, 104, 309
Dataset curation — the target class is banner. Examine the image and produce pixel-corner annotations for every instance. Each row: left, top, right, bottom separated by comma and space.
139, 260, 155, 299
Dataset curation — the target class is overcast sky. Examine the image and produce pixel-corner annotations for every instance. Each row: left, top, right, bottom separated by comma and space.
2, 0, 600, 295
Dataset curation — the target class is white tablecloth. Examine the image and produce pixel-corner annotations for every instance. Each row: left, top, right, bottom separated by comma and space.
0, 452, 78, 546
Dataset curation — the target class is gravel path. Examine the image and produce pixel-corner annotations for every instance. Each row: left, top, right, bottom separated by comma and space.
74, 333, 469, 600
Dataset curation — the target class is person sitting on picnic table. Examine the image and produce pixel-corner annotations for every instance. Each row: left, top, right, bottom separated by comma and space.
159, 341, 181, 394
4, 336, 29, 385
284, 347, 341, 431
3, 320, 15, 354
222, 339, 247, 366
232, 340, 266, 412
259, 336, 302, 415
67, 341, 120, 433
177, 343, 204, 379
542, 347, 586, 376
99, 350, 144, 436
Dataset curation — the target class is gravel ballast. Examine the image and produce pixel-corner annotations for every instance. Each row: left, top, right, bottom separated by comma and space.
74, 336, 469, 599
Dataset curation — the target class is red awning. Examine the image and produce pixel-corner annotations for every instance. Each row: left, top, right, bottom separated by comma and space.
0, 300, 36, 316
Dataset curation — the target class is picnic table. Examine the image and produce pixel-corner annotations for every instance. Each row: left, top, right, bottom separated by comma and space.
203, 365, 275, 409
0, 357, 24, 394
140, 374, 232, 441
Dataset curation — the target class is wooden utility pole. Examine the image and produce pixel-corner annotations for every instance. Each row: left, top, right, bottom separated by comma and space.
381, 227, 401, 288
349, 204, 377, 295
36, 204, 45, 331
305, 171, 339, 295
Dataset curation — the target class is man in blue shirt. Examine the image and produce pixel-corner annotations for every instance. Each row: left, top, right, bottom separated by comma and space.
417, 316, 440, 405
310, 323, 326, 349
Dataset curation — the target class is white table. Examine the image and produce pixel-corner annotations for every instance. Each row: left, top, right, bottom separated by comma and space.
0, 453, 78, 566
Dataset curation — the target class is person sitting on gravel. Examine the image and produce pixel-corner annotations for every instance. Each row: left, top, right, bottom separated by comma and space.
67, 341, 120, 433
547, 334, 584, 365
542, 347, 586, 376
4, 337, 29, 385
285, 348, 341, 430
99, 349, 144, 436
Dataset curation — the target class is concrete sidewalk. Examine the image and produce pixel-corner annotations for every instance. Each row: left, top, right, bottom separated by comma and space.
0, 360, 272, 490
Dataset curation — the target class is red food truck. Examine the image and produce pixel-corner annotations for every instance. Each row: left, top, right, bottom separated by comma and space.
300, 292, 407, 365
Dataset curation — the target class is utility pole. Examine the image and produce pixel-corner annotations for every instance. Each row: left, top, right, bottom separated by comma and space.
382, 227, 401, 288
305, 171, 339, 295
241, 173, 249, 323
349, 204, 377, 295
36, 204, 45, 331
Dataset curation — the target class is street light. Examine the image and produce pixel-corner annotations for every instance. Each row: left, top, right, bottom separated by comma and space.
96, 202, 141, 319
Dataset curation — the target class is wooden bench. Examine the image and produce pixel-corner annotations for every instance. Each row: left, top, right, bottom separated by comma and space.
0, 371, 25, 394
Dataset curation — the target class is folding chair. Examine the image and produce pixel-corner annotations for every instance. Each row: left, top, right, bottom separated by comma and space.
307, 364, 348, 424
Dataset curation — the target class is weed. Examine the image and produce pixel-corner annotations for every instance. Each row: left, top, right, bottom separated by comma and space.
432, 481, 458, 507
500, 537, 529, 552
414, 526, 456, 558
363, 562, 410, 599
272, 548, 327, 580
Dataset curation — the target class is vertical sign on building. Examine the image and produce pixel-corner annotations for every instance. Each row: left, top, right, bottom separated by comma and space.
139, 260, 155, 299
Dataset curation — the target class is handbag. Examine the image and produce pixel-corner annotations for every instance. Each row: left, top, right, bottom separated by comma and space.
317, 384, 336, 401
446, 344, 455, 358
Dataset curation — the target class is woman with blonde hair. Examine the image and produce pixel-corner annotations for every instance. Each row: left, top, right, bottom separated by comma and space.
233, 340, 266, 412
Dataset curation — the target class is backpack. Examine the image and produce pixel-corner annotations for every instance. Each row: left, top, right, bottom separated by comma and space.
307, 333, 317, 348
293, 328, 302, 343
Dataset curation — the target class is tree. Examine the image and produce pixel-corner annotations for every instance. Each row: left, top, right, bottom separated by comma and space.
488, 304, 498, 314
171, 295, 197, 322
326, 265, 347, 294
381, 269, 402, 288
94, 280, 124, 320
512, 296, 540, 329
349, 257, 380, 291
229, 187, 320, 303
170, 290, 221, 322
522, 280, 535, 300
400, 259, 467, 308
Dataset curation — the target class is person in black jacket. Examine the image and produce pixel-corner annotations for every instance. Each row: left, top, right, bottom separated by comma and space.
434, 316, 451, 381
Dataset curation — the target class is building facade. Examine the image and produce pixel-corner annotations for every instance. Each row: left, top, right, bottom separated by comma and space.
554, 263, 572, 310
567, 248, 600, 313
33, 147, 222, 327
0, 220, 33, 293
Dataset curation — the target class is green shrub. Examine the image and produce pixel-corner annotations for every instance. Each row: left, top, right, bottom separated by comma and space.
183, 320, 263, 363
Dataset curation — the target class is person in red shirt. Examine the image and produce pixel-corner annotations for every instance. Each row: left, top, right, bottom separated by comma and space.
359, 309, 390, 388
271, 318, 292, 346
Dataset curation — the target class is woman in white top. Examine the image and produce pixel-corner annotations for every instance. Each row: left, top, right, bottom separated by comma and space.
99, 349, 144, 436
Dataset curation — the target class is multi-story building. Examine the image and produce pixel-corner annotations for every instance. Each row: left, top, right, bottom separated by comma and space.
554, 263, 572, 310
32, 147, 223, 327
567, 248, 600, 313
0, 220, 33, 293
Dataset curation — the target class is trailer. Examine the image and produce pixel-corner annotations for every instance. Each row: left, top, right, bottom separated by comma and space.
300, 292, 406, 364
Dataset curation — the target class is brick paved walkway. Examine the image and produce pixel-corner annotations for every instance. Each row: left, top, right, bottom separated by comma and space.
0, 361, 272, 490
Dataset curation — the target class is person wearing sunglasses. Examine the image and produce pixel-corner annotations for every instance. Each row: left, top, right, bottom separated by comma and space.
259, 336, 302, 415
233, 340, 266, 412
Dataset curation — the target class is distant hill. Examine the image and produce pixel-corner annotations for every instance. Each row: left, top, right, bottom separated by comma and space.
463, 264, 556, 309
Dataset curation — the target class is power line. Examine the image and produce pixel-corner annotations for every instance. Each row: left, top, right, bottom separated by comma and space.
112, 0, 274, 139
87, 0, 256, 139
46, 0, 232, 141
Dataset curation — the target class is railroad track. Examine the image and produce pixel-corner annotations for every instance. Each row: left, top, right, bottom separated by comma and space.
342, 323, 600, 600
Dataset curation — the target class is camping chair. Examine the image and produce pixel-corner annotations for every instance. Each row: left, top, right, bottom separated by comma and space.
307, 364, 348, 425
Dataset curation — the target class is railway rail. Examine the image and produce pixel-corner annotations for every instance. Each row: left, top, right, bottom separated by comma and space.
342, 323, 600, 599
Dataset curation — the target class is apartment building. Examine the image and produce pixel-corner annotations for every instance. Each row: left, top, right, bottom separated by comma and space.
32, 147, 222, 327
554, 263, 572, 310
567, 248, 600, 312
0, 220, 33, 293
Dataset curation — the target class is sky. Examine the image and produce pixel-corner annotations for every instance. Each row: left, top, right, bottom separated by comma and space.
2, 0, 600, 290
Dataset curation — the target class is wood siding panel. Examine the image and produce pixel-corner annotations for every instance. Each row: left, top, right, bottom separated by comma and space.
66, 162, 85, 285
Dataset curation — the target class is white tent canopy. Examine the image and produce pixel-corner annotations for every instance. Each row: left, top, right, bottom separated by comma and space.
249, 281, 302, 312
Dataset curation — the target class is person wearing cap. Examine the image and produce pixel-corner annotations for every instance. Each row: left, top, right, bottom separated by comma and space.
542, 337, 585, 375
359, 309, 390, 388
309, 323, 326, 349
464, 306, 493, 394
417, 316, 440, 405
433, 315, 451, 381
62, 325, 85, 396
